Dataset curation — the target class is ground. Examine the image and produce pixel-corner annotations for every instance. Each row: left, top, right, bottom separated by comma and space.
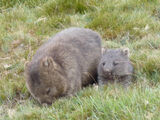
0, 0, 160, 119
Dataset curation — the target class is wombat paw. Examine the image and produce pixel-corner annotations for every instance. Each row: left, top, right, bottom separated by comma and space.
67, 93, 74, 97
93, 84, 99, 91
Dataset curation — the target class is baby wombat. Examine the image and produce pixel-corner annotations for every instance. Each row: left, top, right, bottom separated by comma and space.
98, 48, 133, 87
25, 27, 101, 104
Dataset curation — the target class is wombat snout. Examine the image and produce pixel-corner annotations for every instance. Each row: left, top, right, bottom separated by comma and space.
39, 98, 52, 105
102, 62, 113, 75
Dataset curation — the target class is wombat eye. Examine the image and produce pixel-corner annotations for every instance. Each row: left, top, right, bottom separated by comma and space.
102, 62, 105, 66
113, 61, 119, 66
46, 88, 50, 95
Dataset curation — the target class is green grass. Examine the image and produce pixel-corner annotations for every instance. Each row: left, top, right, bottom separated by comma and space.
0, 0, 160, 119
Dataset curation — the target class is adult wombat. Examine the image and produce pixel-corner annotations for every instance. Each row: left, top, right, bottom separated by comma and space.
98, 48, 133, 87
25, 27, 101, 104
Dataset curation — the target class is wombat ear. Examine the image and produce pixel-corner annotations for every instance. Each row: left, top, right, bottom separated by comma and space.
122, 48, 130, 56
24, 61, 30, 69
41, 56, 57, 68
102, 48, 107, 55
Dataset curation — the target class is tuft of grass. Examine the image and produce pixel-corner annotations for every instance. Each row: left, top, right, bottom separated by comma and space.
86, 0, 160, 39
1, 86, 160, 120
0, 0, 49, 9
37, 0, 100, 16
0, 0, 160, 119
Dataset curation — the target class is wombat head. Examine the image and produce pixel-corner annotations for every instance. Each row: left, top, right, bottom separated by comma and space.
98, 48, 133, 77
25, 56, 67, 105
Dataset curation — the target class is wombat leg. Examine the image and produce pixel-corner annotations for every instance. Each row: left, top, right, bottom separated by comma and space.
98, 76, 109, 86
66, 88, 81, 98
98, 76, 104, 85
64, 89, 78, 99
66, 75, 82, 97
98, 79, 104, 86
121, 76, 132, 88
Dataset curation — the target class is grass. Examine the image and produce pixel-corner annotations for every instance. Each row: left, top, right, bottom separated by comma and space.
0, 0, 160, 119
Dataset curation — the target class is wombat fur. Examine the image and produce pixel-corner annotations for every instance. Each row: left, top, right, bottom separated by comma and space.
25, 27, 101, 104
98, 48, 133, 87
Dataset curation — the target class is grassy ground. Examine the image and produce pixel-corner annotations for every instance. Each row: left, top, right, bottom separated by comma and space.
0, 0, 160, 119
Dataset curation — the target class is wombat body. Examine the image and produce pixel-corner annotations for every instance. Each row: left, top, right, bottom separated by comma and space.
25, 27, 101, 104
98, 48, 133, 87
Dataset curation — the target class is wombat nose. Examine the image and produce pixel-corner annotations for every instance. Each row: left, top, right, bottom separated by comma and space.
41, 101, 52, 105
42, 103, 48, 106
104, 69, 110, 72
104, 69, 112, 75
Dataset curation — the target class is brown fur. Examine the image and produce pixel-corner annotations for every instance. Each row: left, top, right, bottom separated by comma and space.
25, 27, 101, 104
98, 48, 134, 88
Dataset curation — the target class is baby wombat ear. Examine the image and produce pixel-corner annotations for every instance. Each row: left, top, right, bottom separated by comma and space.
41, 56, 57, 69
102, 48, 107, 55
101, 48, 105, 54
122, 48, 130, 56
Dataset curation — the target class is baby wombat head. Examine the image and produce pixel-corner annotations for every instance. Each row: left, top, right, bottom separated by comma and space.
99, 48, 133, 77
25, 56, 67, 105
